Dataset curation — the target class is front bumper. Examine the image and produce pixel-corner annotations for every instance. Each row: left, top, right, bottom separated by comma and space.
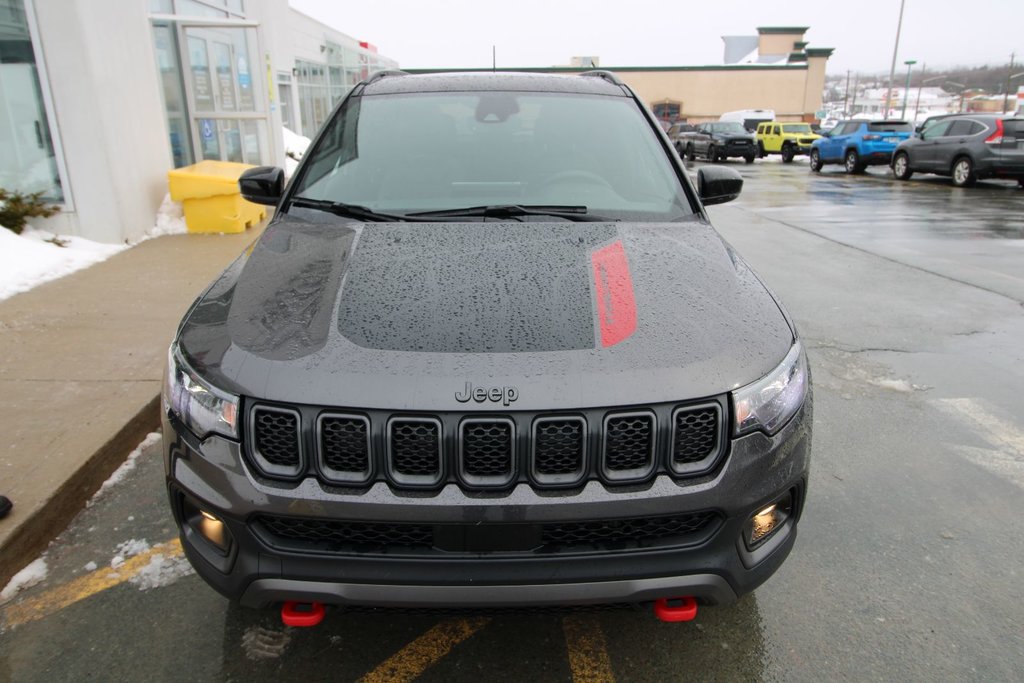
164, 403, 811, 609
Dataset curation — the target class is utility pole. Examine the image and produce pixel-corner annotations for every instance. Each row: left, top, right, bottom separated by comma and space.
850, 73, 859, 116
913, 63, 926, 123
843, 70, 851, 116
1003, 52, 1016, 114
492, 46, 496, 72
885, 0, 907, 119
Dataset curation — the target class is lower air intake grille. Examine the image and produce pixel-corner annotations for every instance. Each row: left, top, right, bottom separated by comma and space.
540, 512, 718, 546
255, 511, 721, 555
253, 408, 300, 467
258, 516, 433, 550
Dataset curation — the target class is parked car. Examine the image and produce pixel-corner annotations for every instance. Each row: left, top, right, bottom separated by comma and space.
163, 70, 811, 620
891, 115, 1024, 187
756, 122, 821, 162
667, 121, 699, 155
809, 120, 913, 173
681, 121, 758, 163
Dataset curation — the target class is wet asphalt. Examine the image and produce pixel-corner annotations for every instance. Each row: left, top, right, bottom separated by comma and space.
1, 159, 1022, 682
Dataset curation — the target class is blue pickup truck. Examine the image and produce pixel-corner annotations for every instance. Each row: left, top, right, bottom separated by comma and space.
810, 120, 914, 173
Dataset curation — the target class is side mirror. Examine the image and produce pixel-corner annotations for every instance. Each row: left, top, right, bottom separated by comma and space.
239, 166, 285, 206
698, 166, 743, 206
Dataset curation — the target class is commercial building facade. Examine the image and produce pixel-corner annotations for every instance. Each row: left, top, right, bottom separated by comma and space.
0, 0, 395, 243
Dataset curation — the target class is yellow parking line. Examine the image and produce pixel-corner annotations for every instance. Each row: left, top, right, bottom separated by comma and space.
358, 617, 490, 683
562, 614, 616, 683
1, 538, 182, 629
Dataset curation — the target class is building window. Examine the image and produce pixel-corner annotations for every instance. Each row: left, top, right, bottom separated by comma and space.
0, 0, 63, 201
652, 101, 681, 122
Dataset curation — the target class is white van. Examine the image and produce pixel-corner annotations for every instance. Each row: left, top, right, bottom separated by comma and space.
720, 109, 775, 133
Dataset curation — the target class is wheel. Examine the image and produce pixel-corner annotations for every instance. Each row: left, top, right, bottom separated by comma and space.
892, 152, 913, 180
951, 156, 976, 187
781, 145, 795, 163
809, 149, 823, 172
706, 145, 717, 162
757, 142, 766, 158
686, 144, 695, 161
744, 154, 755, 164
844, 149, 864, 174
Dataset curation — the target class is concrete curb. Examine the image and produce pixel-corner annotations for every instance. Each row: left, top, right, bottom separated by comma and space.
0, 396, 160, 590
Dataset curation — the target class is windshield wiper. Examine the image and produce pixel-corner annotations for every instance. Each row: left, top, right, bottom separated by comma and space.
289, 197, 410, 222
405, 205, 614, 222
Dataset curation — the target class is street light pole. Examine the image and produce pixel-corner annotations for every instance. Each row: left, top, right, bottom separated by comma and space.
1003, 52, 1016, 114
901, 59, 916, 119
946, 81, 966, 113
916, 73, 944, 123
885, 0, 907, 118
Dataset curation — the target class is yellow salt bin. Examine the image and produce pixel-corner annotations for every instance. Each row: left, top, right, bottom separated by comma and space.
167, 160, 266, 234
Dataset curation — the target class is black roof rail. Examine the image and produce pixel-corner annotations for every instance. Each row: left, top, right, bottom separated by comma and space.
363, 69, 409, 86
578, 70, 624, 86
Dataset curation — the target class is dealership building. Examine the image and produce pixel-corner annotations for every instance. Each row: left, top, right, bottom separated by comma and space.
0, 0, 396, 243
3, 6, 829, 245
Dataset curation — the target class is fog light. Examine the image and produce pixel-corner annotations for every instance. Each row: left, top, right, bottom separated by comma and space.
199, 510, 227, 550
182, 497, 232, 554
744, 492, 792, 550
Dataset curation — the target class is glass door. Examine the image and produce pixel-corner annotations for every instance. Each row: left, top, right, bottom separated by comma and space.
177, 22, 267, 165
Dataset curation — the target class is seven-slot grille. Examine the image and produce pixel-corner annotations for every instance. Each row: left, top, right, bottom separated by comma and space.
244, 401, 724, 489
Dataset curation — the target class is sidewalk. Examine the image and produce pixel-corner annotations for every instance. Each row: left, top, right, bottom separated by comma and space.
0, 225, 265, 588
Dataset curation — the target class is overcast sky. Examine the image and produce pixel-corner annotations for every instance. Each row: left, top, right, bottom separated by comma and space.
289, 0, 1022, 76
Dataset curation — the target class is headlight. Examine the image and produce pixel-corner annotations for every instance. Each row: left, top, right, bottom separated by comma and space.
163, 344, 239, 439
733, 341, 808, 436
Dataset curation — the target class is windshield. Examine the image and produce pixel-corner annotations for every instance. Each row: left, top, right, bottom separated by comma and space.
868, 121, 913, 132
711, 122, 748, 134
292, 91, 692, 221
782, 124, 813, 133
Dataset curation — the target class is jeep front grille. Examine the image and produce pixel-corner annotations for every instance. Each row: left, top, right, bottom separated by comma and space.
243, 398, 726, 491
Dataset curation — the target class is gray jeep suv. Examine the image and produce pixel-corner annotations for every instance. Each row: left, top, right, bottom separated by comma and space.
162, 70, 811, 621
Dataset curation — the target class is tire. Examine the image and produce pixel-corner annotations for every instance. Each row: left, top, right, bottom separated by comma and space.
892, 152, 913, 180
951, 156, 976, 187
706, 145, 717, 162
844, 149, 864, 174
757, 142, 766, 158
744, 154, 755, 164
686, 144, 695, 161
809, 149, 823, 172
781, 145, 795, 163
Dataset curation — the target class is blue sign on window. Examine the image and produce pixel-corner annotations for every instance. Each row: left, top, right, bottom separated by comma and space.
200, 119, 214, 141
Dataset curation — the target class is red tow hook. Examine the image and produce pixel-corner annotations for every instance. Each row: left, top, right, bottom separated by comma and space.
281, 601, 326, 627
653, 596, 698, 622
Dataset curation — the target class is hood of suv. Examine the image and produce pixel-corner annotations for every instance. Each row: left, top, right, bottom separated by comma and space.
177, 217, 793, 411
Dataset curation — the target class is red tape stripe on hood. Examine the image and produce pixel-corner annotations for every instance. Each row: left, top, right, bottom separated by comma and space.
591, 240, 637, 348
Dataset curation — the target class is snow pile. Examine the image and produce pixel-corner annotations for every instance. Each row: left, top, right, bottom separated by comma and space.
283, 126, 311, 179
0, 558, 48, 601
89, 432, 161, 506
110, 538, 151, 569
129, 551, 194, 590
0, 225, 125, 301
140, 193, 188, 240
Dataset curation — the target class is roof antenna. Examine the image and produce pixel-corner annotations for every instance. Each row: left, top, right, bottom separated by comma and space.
492, 45, 496, 72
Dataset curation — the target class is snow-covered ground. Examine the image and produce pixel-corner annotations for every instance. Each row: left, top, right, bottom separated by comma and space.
0, 226, 126, 302
0, 558, 48, 601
